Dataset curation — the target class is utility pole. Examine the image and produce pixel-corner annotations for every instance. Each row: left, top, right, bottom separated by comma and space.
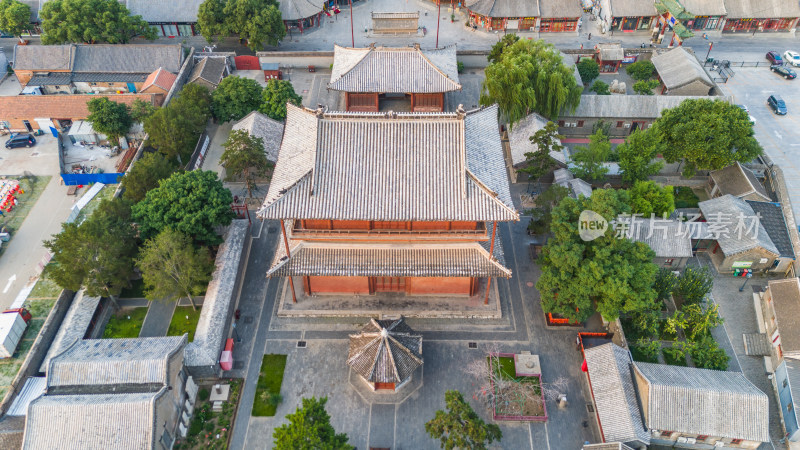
436, 0, 441, 48
349, 0, 354, 47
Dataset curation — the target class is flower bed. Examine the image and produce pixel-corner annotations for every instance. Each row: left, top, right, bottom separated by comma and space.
488, 353, 548, 422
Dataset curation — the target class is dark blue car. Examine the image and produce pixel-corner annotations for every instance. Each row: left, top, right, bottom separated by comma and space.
768, 95, 787, 115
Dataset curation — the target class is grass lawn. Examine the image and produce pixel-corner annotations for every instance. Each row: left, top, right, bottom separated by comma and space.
74, 184, 115, 224
103, 307, 148, 339
168, 306, 202, 342
252, 354, 287, 417
27, 276, 62, 300
120, 278, 145, 298
673, 186, 701, 209
24, 298, 56, 320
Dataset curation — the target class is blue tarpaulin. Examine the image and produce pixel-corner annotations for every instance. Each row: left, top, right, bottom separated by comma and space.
60, 173, 123, 186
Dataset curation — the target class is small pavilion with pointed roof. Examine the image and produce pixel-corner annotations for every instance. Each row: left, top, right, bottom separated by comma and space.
329, 44, 461, 112
347, 318, 422, 391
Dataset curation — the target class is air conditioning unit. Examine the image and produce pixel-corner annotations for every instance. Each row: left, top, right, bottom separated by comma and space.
686, 438, 697, 444
714, 441, 725, 447
677, 437, 688, 443
624, 123, 631, 128
570, 122, 577, 127
652, 431, 661, 437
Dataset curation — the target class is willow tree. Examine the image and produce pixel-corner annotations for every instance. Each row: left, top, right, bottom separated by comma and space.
480, 39, 582, 125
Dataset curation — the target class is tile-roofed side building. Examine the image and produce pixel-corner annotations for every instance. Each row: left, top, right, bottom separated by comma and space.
347, 318, 422, 390
258, 104, 518, 223
539, 0, 582, 17
680, 0, 727, 16
277, 0, 321, 21
328, 44, 461, 94
583, 444, 635, 450
464, 0, 540, 20
747, 201, 795, 259
765, 278, 800, 356
508, 112, 550, 167
39, 292, 101, 373
698, 194, 779, 256
141, 67, 178, 93
124, 0, 205, 22
708, 162, 771, 202
188, 57, 227, 90
723, 0, 800, 18
22, 389, 167, 450
633, 362, 770, 443
47, 336, 187, 391
583, 343, 650, 447
232, 111, 285, 162
651, 47, 714, 96
0, 416, 24, 450
562, 95, 719, 119
72, 44, 183, 74
607, 0, 658, 16
12, 44, 74, 71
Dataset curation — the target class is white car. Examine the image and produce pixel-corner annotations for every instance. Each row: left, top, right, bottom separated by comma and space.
784, 50, 800, 67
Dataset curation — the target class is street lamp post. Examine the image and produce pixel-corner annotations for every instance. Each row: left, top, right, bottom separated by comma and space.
232, 322, 242, 343
349, 0, 354, 47
436, 0, 441, 48
705, 41, 713, 61
739, 272, 753, 292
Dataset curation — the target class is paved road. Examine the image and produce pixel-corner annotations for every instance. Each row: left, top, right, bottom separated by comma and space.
138, 300, 176, 337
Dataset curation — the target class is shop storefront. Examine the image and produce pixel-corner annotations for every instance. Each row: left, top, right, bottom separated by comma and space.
539, 17, 578, 32
610, 16, 652, 31
684, 15, 721, 30
724, 17, 797, 32
151, 23, 197, 37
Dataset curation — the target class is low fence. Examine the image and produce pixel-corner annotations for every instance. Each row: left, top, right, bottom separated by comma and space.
61, 172, 123, 186
489, 352, 548, 422
185, 128, 210, 171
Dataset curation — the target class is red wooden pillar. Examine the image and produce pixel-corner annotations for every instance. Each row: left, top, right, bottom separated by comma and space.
280, 221, 297, 303
485, 221, 498, 305
484, 277, 492, 305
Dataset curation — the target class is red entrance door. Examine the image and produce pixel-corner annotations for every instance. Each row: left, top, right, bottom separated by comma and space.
374, 277, 406, 292
374, 382, 396, 390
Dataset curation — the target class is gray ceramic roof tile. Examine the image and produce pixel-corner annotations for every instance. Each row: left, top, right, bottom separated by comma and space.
465, 0, 539, 20
189, 57, 226, 86
13, 44, 73, 71
561, 95, 731, 119
25, 74, 72, 86
698, 194, 780, 256
348, 318, 422, 384
277, 0, 321, 21
72, 44, 183, 74
652, 47, 714, 91
328, 45, 461, 93
608, 0, 658, 17
618, 218, 698, 258
584, 343, 650, 445
71, 73, 149, 82
232, 111, 285, 162
539, 0, 582, 17
125, 0, 204, 22
710, 162, 771, 201
766, 278, 800, 353
22, 389, 166, 450
258, 105, 518, 223
597, 43, 625, 61
723, 0, 800, 18
746, 201, 795, 258
47, 336, 186, 389
634, 362, 769, 442
509, 112, 550, 166
680, 0, 727, 15
39, 291, 100, 373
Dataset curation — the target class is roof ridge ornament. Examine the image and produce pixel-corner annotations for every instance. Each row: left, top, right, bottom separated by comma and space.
456, 104, 465, 119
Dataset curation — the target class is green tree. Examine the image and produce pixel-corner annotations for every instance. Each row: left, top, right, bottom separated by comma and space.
487, 33, 519, 64
571, 129, 610, 181
667, 302, 723, 341
536, 189, 660, 322
144, 84, 211, 163
219, 0, 286, 51
129, 98, 157, 123
652, 98, 762, 177
528, 184, 570, 235
211, 76, 264, 122
273, 397, 354, 450
0, 0, 31, 43
86, 97, 132, 145
260, 79, 303, 121
625, 60, 655, 81
632, 79, 661, 95
39, 0, 156, 44
480, 39, 582, 123
617, 129, 663, 184
632, 338, 661, 362
688, 335, 729, 370
577, 58, 599, 85
673, 266, 713, 305
220, 129, 272, 197
136, 229, 214, 310
590, 80, 610, 95
132, 170, 236, 245
518, 121, 563, 181
654, 267, 677, 301
197, 0, 226, 42
121, 152, 177, 203
44, 197, 138, 298
425, 390, 502, 450
629, 180, 674, 218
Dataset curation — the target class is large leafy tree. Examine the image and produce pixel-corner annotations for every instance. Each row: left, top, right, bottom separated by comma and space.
211, 76, 263, 122
487, 33, 519, 64
480, 39, 581, 123
39, 0, 156, 44
571, 129, 610, 181
617, 129, 663, 184
197, 0, 226, 42
87, 97, 132, 145
144, 84, 211, 163
136, 229, 214, 310
121, 151, 177, 203
528, 184, 570, 235
44, 197, 138, 298
577, 58, 599, 85
273, 397, 354, 450
260, 79, 303, 121
536, 189, 660, 322
672, 266, 713, 305
132, 170, 236, 245
129, 98, 157, 123
518, 121, 563, 181
425, 390, 502, 450
199, 0, 286, 51
628, 180, 674, 218
0, 0, 31, 43
220, 129, 271, 197
652, 98, 762, 177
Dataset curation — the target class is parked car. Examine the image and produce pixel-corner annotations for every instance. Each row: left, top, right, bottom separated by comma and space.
767, 51, 783, 65
735, 104, 756, 124
736, 104, 749, 113
785, 50, 800, 67
768, 95, 788, 115
4, 134, 36, 149
771, 65, 797, 79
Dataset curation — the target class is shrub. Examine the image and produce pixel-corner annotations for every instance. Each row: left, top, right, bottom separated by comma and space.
654, 267, 678, 301
268, 393, 283, 408
633, 79, 661, 95
199, 388, 209, 401
673, 266, 713, 305
189, 417, 203, 436
590, 80, 610, 95
577, 58, 600, 84
457, 61, 465, 73
690, 336, 730, 370
626, 60, 655, 80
